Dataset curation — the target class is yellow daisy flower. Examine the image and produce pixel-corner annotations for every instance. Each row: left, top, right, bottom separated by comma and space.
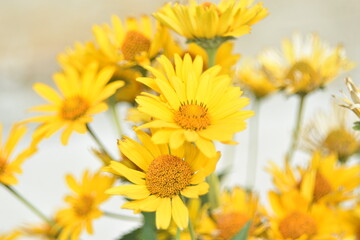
0, 124, 37, 185
338, 78, 360, 119
105, 130, 220, 229
0, 231, 21, 240
113, 68, 143, 103
22, 219, 61, 240
24, 62, 124, 145
154, 0, 268, 44
268, 190, 341, 240
93, 15, 167, 67
56, 170, 115, 240
260, 33, 354, 95
136, 54, 253, 158
301, 103, 360, 163
237, 57, 278, 99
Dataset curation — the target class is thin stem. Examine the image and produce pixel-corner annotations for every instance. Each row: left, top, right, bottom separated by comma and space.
246, 98, 260, 190
207, 173, 220, 210
287, 94, 307, 162
2, 184, 52, 225
86, 124, 114, 160
204, 47, 217, 67
103, 211, 141, 221
109, 99, 124, 137
188, 216, 196, 240
176, 228, 181, 240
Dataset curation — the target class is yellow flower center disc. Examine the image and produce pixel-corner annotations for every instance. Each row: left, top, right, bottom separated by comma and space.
175, 103, 211, 131
61, 96, 89, 120
145, 155, 192, 198
216, 212, 250, 240
121, 31, 151, 61
323, 128, 358, 159
73, 195, 94, 217
313, 172, 332, 202
0, 157, 6, 175
279, 211, 317, 239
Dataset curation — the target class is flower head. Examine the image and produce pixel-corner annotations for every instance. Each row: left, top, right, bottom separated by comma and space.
105, 130, 219, 229
56, 170, 115, 240
25, 62, 124, 145
136, 54, 253, 157
338, 78, 360, 119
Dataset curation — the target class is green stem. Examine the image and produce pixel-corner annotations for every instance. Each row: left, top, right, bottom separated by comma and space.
2, 184, 52, 225
103, 211, 141, 221
188, 216, 196, 240
207, 173, 220, 210
140, 212, 157, 240
86, 124, 114, 160
246, 98, 260, 190
204, 47, 217, 67
287, 94, 307, 162
109, 99, 124, 137
176, 228, 181, 240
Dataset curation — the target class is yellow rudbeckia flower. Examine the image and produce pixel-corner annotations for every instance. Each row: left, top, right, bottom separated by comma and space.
136, 54, 253, 158
105, 130, 219, 229
24, 62, 124, 145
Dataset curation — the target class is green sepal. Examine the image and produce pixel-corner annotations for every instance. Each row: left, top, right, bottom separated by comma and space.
231, 221, 252, 240
353, 121, 360, 131
117, 227, 142, 240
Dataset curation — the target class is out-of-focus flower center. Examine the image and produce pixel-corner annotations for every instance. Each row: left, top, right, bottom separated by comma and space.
279, 211, 317, 239
0, 157, 6, 175
286, 61, 317, 90
61, 96, 89, 121
215, 212, 250, 240
313, 172, 332, 202
175, 103, 211, 131
323, 128, 358, 159
145, 154, 192, 198
121, 31, 151, 60
73, 195, 95, 217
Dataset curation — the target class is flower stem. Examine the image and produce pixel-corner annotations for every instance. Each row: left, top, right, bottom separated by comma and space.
205, 47, 217, 67
188, 216, 196, 240
287, 94, 307, 162
207, 173, 220, 210
103, 210, 141, 221
86, 124, 114, 160
176, 228, 181, 240
2, 184, 52, 225
246, 98, 260, 190
109, 99, 124, 137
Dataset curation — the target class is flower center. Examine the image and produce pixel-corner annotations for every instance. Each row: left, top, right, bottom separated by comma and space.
121, 30, 151, 60
145, 155, 192, 198
286, 61, 317, 91
174, 103, 211, 131
323, 128, 358, 160
73, 195, 94, 217
61, 96, 89, 121
201, 2, 221, 15
216, 212, 250, 240
313, 172, 332, 202
0, 157, 6, 175
279, 211, 317, 239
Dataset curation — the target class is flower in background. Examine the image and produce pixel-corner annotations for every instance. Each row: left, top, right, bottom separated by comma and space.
24, 62, 124, 145
112, 68, 143, 103
126, 107, 152, 125
0, 231, 21, 240
237, 57, 278, 99
338, 78, 360, 119
301, 103, 360, 163
136, 54, 253, 158
105, 130, 219, 229
93, 15, 167, 67
260, 33, 354, 95
56, 171, 115, 240
22, 219, 61, 240
154, 0, 268, 47
0, 124, 37, 185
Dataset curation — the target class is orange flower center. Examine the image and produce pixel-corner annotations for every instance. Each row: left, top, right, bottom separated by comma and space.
61, 96, 89, 120
73, 195, 94, 217
121, 31, 151, 60
0, 157, 6, 175
279, 211, 317, 239
323, 128, 358, 159
201, 2, 221, 15
216, 212, 250, 240
313, 172, 332, 202
145, 155, 192, 198
174, 103, 211, 131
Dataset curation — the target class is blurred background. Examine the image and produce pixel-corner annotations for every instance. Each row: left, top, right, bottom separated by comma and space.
0, 0, 359, 239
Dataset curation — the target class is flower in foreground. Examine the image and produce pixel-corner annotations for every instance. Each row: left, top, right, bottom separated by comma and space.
105, 130, 219, 229
24, 62, 124, 145
136, 54, 253, 157
0, 124, 37, 185
56, 170, 115, 240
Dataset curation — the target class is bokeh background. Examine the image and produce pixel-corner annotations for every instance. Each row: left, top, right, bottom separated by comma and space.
1, 0, 359, 239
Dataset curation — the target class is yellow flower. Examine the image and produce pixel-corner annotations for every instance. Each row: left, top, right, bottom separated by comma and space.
237, 57, 278, 99
154, 0, 268, 41
301, 103, 360, 162
56, 170, 115, 240
136, 54, 253, 158
338, 78, 360, 119
268, 190, 341, 240
0, 231, 21, 240
105, 130, 219, 229
260, 33, 354, 95
22, 219, 61, 240
0, 124, 37, 185
93, 15, 167, 67
126, 107, 152, 124
113, 68, 143, 103
24, 62, 124, 145
268, 152, 360, 205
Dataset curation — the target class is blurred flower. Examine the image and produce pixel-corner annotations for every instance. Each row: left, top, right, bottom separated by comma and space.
0, 231, 21, 240
105, 130, 219, 229
301, 103, 360, 163
112, 68, 143, 103
338, 78, 360, 119
24, 63, 124, 145
136, 54, 253, 158
126, 107, 152, 124
260, 33, 354, 95
22, 219, 61, 240
56, 170, 115, 240
0, 124, 37, 185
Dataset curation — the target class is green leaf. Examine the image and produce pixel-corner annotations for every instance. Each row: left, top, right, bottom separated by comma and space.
117, 227, 141, 240
140, 212, 157, 240
231, 221, 252, 240
353, 121, 360, 131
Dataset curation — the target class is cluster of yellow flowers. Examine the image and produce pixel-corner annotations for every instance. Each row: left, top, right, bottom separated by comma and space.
1, 0, 360, 240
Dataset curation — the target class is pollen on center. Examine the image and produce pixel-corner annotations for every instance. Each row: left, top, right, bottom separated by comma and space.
145, 154, 192, 198
215, 212, 250, 240
121, 30, 151, 60
61, 96, 89, 121
279, 211, 317, 239
174, 103, 211, 131
73, 195, 95, 217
